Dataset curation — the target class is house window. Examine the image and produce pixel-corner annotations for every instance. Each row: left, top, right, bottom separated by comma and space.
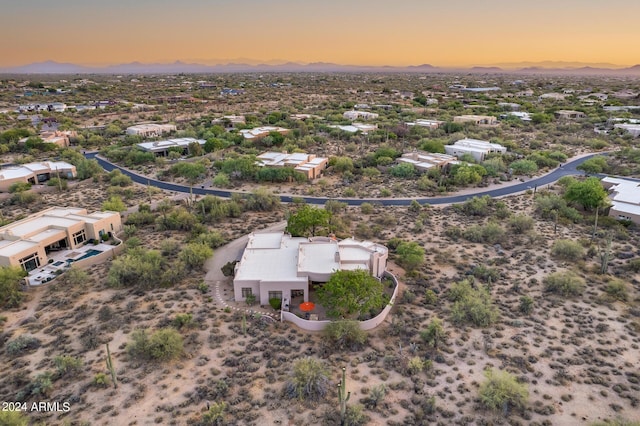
72, 230, 86, 245
241, 288, 253, 298
19, 252, 41, 272
268, 291, 282, 301
110, 223, 114, 231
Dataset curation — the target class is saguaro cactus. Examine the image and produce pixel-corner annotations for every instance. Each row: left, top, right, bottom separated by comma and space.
106, 343, 117, 389
338, 367, 351, 425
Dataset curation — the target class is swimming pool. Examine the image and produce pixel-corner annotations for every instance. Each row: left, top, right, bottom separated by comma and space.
75, 249, 103, 261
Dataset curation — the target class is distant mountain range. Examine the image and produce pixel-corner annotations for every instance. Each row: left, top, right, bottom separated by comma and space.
1, 60, 639, 75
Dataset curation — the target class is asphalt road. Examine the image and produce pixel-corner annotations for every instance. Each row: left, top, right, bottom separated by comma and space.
86, 152, 602, 206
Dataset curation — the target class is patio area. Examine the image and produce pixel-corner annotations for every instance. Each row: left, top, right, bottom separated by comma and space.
285, 286, 328, 321
27, 243, 114, 286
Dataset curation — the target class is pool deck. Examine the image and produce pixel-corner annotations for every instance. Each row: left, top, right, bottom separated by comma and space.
27, 243, 114, 286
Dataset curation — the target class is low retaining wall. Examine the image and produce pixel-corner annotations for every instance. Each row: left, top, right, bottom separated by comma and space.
280, 271, 400, 332
72, 243, 124, 269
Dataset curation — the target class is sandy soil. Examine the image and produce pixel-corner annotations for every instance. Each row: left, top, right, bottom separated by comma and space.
1, 180, 639, 425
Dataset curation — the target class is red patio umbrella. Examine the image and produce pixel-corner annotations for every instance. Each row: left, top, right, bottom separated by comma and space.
299, 301, 315, 312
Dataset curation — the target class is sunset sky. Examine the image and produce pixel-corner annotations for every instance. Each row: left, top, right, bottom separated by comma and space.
2, 0, 639, 68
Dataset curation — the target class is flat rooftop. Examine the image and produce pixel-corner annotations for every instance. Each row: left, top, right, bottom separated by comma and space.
236, 234, 307, 282
298, 242, 339, 275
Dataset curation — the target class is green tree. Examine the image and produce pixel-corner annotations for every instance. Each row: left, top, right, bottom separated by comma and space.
102, 195, 126, 212
75, 158, 103, 180
178, 243, 213, 270
286, 205, 331, 237
420, 317, 447, 351
396, 241, 425, 271
0, 266, 28, 308
108, 247, 165, 288
285, 357, 330, 401
332, 156, 354, 173
564, 177, 608, 210
390, 162, 416, 178
510, 159, 538, 175
420, 139, 446, 154
479, 369, 528, 413
577, 156, 609, 175
450, 164, 486, 186
317, 270, 388, 319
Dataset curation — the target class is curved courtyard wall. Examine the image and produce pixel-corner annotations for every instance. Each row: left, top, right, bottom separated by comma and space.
280, 271, 399, 331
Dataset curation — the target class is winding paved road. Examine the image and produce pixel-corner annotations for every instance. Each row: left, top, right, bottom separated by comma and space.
86, 152, 602, 206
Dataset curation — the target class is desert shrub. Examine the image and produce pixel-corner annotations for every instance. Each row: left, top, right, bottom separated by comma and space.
10, 191, 39, 205
54, 355, 83, 377
47, 177, 68, 190
59, 267, 89, 286
212, 172, 231, 187
479, 369, 528, 412
445, 226, 463, 240
343, 404, 367, 426
628, 258, 640, 273
424, 289, 438, 305
472, 265, 501, 283
449, 280, 499, 327
463, 223, 505, 244
6, 335, 41, 356
269, 298, 282, 310
107, 247, 165, 289
127, 328, 184, 362
0, 266, 28, 308
535, 194, 582, 222
192, 231, 226, 249
544, 271, 585, 296
360, 203, 374, 214
519, 295, 534, 315
9, 182, 31, 193
126, 211, 156, 226
244, 293, 256, 306
324, 320, 367, 351
285, 357, 330, 401
509, 214, 534, 233
605, 279, 629, 302
458, 195, 493, 216
109, 170, 133, 187
420, 317, 447, 351
93, 373, 109, 388
173, 314, 194, 329
591, 419, 640, 426
366, 384, 387, 409
243, 188, 280, 211
406, 356, 425, 376
551, 239, 584, 261
200, 401, 227, 425
30, 372, 54, 397
0, 409, 29, 425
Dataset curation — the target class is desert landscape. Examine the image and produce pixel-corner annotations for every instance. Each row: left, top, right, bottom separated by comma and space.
0, 70, 639, 426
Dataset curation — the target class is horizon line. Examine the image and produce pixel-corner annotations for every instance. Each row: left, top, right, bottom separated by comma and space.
1, 59, 638, 70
